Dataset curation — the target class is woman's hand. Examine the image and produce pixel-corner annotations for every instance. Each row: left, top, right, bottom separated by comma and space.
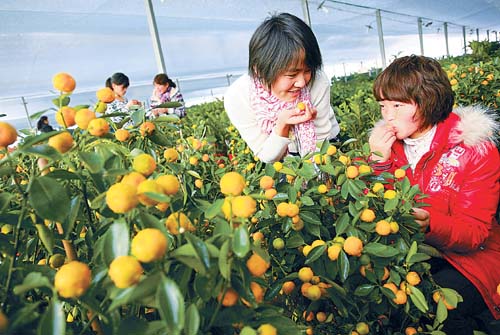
412, 207, 430, 232
274, 104, 317, 137
152, 107, 169, 117
126, 100, 141, 108
369, 124, 396, 162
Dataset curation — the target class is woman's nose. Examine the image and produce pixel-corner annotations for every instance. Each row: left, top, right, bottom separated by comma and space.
294, 74, 306, 88
385, 108, 396, 121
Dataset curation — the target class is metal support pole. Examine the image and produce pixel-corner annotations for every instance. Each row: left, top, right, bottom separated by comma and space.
444, 22, 450, 57
21, 97, 34, 130
301, 0, 312, 27
375, 9, 387, 68
418, 17, 424, 55
462, 26, 467, 54
486, 30, 490, 41
476, 28, 479, 41
144, 0, 167, 74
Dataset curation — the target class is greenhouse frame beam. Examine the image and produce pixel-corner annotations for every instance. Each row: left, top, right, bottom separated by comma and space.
462, 26, 467, 54
301, 0, 312, 27
444, 22, 450, 57
418, 17, 424, 55
375, 9, 386, 68
144, 0, 167, 74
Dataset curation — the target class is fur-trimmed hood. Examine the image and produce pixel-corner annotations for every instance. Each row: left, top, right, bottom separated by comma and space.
451, 105, 499, 147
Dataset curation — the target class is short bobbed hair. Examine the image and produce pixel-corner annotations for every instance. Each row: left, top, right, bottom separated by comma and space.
248, 12, 322, 89
106, 72, 130, 89
373, 55, 454, 130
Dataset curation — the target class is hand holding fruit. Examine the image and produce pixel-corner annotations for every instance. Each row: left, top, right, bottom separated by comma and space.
274, 102, 317, 137
126, 99, 142, 108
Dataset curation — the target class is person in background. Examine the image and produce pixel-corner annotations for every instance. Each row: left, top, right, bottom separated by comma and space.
37, 115, 54, 133
150, 73, 186, 118
106, 72, 141, 126
368, 55, 500, 334
223, 12, 340, 163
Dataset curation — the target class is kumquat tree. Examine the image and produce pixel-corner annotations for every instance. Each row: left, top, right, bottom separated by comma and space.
0, 43, 499, 335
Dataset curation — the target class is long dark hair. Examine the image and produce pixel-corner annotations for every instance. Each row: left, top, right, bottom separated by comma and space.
153, 73, 176, 88
105, 72, 130, 89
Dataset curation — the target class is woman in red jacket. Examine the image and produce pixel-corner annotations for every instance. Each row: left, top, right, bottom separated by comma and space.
369, 55, 500, 334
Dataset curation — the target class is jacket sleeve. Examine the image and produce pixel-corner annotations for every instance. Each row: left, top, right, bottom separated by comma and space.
223, 75, 291, 163
310, 70, 340, 141
425, 145, 500, 252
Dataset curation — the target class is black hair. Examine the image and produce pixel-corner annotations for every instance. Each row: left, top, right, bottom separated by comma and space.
153, 73, 176, 88
37, 115, 48, 130
105, 72, 130, 89
248, 12, 322, 89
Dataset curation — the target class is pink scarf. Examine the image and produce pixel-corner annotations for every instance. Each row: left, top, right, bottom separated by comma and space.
251, 77, 317, 156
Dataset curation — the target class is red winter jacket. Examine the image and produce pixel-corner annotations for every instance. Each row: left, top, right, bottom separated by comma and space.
373, 106, 500, 319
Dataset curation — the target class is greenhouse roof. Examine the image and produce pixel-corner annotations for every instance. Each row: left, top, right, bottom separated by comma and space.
1, 0, 499, 127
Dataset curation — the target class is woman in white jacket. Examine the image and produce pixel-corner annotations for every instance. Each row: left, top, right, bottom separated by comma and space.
224, 13, 340, 163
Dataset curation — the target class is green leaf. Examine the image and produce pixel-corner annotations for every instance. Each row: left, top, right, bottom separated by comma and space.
19, 131, 56, 148
338, 250, 350, 282
286, 232, 305, 249
240, 326, 257, 335
171, 244, 207, 275
155, 101, 183, 108
184, 304, 200, 335
37, 299, 65, 335
232, 225, 250, 258
300, 211, 322, 225
7, 301, 42, 331
186, 170, 202, 179
383, 198, 398, 212
13, 272, 52, 295
297, 163, 316, 179
218, 240, 232, 280
35, 224, 54, 255
305, 245, 326, 264
79, 151, 104, 173
213, 219, 231, 236
52, 95, 70, 107
405, 241, 418, 264
436, 299, 448, 324
103, 219, 130, 266
60, 195, 81, 239
205, 198, 224, 219
409, 286, 429, 313
354, 284, 375, 296
46, 169, 79, 181
364, 242, 400, 258
185, 232, 211, 271
28, 176, 70, 222
117, 317, 150, 335
299, 195, 314, 206
156, 275, 185, 335
108, 272, 162, 311
149, 129, 172, 146
194, 273, 215, 301
335, 213, 351, 235
407, 252, 431, 265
